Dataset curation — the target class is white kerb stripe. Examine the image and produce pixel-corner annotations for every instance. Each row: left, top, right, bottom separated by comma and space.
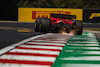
20, 45, 63, 50
65, 50, 100, 53
83, 51, 100, 54
0, 55, 56, 62
65, 51, 100, 54
27, 42, 65, 46
72, 38, 96, 39
67, 47, 100, 49
67, 43, 99, 46
32, 40, 66, 43
70, 41, 98, 43
67, 44, 99, 46
61, 56, 100, 61
36, 38, 68, 40
0, 63, 50, 67
10, 49, 60, 55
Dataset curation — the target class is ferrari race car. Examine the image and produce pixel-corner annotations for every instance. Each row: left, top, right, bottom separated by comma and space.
35, 14, 83, 35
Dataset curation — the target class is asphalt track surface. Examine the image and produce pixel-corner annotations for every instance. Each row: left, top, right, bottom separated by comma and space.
0, 31, 100, 67
0, 22, 45, 49
0, 22, 100, 50
83, 23, 100, 28
0, 22, 100, 67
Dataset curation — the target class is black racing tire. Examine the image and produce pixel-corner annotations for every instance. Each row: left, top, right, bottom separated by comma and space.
40, 18, 50, 32
35, 17, 41, 32
75, 20, 83, 35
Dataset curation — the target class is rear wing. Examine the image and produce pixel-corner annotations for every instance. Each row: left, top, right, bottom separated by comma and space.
50, 14, 76, 19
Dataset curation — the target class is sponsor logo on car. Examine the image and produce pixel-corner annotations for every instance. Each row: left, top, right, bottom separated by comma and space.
32, 11, 71, 19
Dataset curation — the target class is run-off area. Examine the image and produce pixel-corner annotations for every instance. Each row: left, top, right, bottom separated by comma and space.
0, 32, 100, 67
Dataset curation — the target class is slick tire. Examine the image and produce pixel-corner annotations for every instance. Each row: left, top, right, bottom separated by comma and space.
40, 18, 50, 32
35, 17, 41, 32
75, 20, 83, 35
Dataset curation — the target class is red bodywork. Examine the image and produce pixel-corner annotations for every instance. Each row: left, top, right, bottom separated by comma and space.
50, 17, 73, 25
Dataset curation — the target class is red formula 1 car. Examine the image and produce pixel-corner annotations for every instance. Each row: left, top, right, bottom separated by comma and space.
35, 14, 83, 35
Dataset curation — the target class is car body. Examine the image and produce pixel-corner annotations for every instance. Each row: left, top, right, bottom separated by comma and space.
35, 14, 83, 35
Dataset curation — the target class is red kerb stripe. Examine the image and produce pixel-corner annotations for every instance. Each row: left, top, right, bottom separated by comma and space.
0, 59, 53, 65
5, 52, 57, 57
15, 47, 61, 51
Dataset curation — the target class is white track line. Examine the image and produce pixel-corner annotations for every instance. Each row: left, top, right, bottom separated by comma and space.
0, 33, 51, 55
0, 55, 56, 62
